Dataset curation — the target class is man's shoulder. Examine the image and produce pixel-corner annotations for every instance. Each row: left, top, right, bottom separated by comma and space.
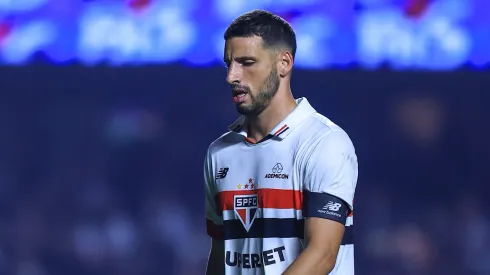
299, 112, 354, 149
207, 131, 242, 156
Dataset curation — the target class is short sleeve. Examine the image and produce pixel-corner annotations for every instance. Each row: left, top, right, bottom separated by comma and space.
204, 150, 224, 239
303, 131, 358, 224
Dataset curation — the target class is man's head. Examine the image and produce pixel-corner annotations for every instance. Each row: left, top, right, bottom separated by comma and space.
223, 10, 296, 116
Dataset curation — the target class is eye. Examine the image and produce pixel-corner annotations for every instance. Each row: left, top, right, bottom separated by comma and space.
242, 61, 255, 67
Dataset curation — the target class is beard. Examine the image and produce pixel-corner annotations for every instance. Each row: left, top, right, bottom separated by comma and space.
235, 67, 280, 116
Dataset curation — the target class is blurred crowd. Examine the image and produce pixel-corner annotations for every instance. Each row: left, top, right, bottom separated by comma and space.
0, 66, 488, 275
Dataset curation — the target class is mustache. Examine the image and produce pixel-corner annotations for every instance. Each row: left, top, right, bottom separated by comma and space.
231, 84, 251, 93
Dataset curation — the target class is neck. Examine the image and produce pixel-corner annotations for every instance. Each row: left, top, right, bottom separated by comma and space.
246, 87, 296, 142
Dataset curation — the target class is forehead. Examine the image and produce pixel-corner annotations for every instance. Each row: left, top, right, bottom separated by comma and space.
224, 36, 267, 57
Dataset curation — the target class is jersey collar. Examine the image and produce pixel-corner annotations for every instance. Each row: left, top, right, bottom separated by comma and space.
228, 97, 317, 141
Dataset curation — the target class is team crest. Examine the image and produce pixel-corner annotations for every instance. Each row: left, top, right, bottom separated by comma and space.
234, 194, 258, 232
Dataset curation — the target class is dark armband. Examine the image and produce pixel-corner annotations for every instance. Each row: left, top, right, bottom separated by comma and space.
303, 191, 350, 224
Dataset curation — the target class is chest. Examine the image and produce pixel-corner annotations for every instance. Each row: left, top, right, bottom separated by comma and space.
212, 144, 304, 193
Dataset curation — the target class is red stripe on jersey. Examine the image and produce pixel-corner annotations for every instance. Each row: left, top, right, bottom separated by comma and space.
216, 188, 303, 211
273, 124, 288, 135
206, 218, 223, 239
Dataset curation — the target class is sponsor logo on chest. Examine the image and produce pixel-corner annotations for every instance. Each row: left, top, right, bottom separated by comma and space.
264, 163, 289, 180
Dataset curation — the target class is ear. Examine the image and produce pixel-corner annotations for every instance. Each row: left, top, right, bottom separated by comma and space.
277, 51, 293, 77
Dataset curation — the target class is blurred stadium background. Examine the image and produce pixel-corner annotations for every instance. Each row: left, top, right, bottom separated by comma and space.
0, 0, 489, 274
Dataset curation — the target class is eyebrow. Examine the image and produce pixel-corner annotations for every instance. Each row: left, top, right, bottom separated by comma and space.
223, 56, 257, 65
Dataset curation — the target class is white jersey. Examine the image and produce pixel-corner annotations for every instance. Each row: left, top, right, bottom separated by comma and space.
205, 98, 358, 275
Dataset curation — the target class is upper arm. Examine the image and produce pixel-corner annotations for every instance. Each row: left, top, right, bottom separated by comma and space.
204, 150, 224, 239
204, 150, 225, 274
302, 131, 358, 250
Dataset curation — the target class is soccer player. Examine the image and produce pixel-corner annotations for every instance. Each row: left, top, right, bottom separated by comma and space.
204, 10, 358, 275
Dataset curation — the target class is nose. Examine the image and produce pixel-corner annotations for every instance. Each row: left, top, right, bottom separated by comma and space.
226, 63, 242, 84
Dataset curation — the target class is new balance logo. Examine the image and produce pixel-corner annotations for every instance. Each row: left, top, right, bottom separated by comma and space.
216, 167, 229, 179
323, 202, 341, 212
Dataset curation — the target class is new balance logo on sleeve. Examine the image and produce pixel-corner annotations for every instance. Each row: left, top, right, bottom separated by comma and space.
324, 202, 342, 211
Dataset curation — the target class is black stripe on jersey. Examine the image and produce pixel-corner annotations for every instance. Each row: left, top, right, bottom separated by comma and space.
222, 218, 354, 245
257, 134, 273, 143
274, 126, 289, 137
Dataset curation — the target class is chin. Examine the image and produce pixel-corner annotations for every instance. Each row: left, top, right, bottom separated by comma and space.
236, 104, 254, 115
